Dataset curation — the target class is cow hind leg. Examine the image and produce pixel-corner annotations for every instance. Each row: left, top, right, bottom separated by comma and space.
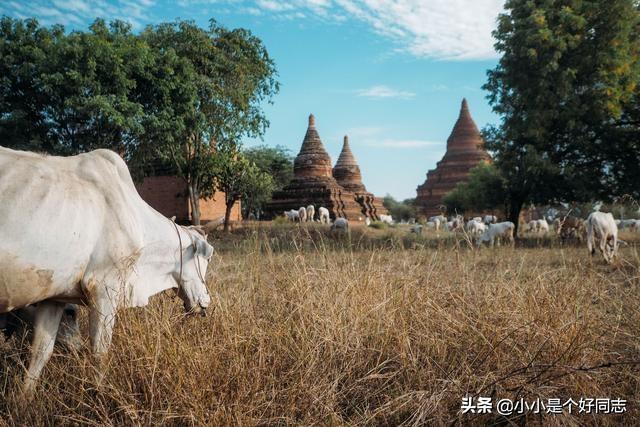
23, 301, 65, 394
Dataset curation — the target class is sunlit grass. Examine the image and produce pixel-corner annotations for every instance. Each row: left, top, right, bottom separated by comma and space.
1, 224, 638, 425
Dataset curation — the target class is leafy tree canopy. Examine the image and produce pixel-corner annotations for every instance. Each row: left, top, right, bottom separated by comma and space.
483, 0, 640, 231
0, 17, 280, 225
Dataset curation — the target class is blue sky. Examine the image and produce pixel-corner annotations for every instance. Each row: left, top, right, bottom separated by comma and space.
2, 0, 505, 200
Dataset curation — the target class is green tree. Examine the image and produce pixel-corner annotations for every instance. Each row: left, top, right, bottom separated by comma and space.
0, 17, 279, 225
382, 196, 417, 222
483, 0, 640, 233
443, 163, 507, 215
243, 144, 293, 190
211, 146, 273, 231
0, 18, 147, 155
139, 20, 279, 225
242, 144, 293, 217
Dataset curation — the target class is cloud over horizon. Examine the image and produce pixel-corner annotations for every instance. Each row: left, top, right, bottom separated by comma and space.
356, 85, 416, 100
232, 0, 504, 60
2, 0, 504, 60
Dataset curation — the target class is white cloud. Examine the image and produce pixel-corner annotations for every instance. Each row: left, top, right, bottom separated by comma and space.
240, 0, 503, 60
0, 0, 156, 29
356, 85, 415, 100
256, 0, 294, 12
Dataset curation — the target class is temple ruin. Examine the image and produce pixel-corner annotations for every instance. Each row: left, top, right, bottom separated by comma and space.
333, 135, 386, 220
266, 115, 386, 221
415, 99, 491, 217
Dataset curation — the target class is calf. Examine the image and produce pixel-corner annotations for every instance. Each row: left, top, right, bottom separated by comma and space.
477, 222, 515, 247
586, 212, 619, 263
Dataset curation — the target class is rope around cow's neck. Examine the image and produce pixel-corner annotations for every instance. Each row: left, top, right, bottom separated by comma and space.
185, 228, 206, 285
171, 219, 206, 286
171, 219, 184, 285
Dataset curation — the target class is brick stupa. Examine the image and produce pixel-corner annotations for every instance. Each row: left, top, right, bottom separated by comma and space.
333, 135, 386, 220
416, 99, 491, 217
266, 114, 363, 220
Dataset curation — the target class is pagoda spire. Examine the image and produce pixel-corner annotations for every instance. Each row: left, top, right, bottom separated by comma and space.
293, 113, 333, 178
446, 98, 483, 153
333, 135, 366, 193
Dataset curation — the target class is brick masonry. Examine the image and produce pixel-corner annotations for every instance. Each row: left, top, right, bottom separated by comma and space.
135, 175, 241, 224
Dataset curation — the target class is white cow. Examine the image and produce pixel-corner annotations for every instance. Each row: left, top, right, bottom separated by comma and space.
298, 206, 307, 223
330, 217, 349, 234
379, 214, 394, 225
410, 224, 424, 235
431, 215, 447, 223
0, 147, 213, 392
586, 212, 619, 263
306, 205, 315, 222
536, 218, 550, 234
619, 219, 638, 230
477, 222, 515, 247
284, 209, 299, 222
427, 217, 441, 231
318, 207, 330, 224
526, 220, 538, 233
483, 215, 497, 225
448, 217, 464, 232
466, 219, 487, 236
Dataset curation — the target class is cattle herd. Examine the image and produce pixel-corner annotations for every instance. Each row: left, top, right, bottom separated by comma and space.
0, 146, 637, 394
282, 204, 636, 264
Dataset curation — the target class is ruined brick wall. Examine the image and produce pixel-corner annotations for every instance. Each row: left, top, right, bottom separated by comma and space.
135, 175, 241, 223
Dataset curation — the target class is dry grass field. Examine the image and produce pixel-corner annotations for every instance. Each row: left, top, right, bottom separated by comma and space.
1, 223, 639, 425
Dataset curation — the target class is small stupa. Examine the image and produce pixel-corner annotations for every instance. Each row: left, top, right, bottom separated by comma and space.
333, 135, 386, 219
266, 115, 363, 220
415, 99, 491, 217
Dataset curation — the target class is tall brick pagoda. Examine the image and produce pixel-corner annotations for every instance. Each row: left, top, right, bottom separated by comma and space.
333, 135, 386, 220
266, 115, 363, 220
415, 99, 491, 217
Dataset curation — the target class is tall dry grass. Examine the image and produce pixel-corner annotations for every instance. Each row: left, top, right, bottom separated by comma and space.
1, 224, 638, 425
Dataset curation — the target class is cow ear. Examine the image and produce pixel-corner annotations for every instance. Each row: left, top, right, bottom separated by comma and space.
196, 239, 214, 259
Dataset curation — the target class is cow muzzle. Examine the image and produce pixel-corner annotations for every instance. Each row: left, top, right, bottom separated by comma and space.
183, 302, 208, 317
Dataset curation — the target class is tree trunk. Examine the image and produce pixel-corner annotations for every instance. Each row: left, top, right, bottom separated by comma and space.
188, 183, 201, 226
508, 199, 523, 237
223, 199, 235, 232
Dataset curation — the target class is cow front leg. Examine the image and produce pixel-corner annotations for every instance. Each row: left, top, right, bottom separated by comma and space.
23, 301, 65, 394
88, 297, 117, 358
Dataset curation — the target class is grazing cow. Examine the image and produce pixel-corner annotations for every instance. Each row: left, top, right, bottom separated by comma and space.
379, 214, 394, 225
536, 219, 550, 234
556, 215, 586, 242
318, 207, 330, 224
284, 210, 299, 222
477, 222, 515, 247
330, 218, 349, 234
429, 215, 446, 230
618, 219, 639, 231
298, 207, 307, 223
410, 224, 423, 235
0, 147, 213, 392
306, 205, 315, 222
466, 219, 486, 236
586, 212, 619, 263
428, 217, 441, 231
449, 217, 464, 232
483, 215, 497, 225
526, 220, 538, 233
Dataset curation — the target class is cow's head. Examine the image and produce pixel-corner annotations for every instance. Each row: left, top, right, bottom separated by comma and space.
175, 227, 214, 315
